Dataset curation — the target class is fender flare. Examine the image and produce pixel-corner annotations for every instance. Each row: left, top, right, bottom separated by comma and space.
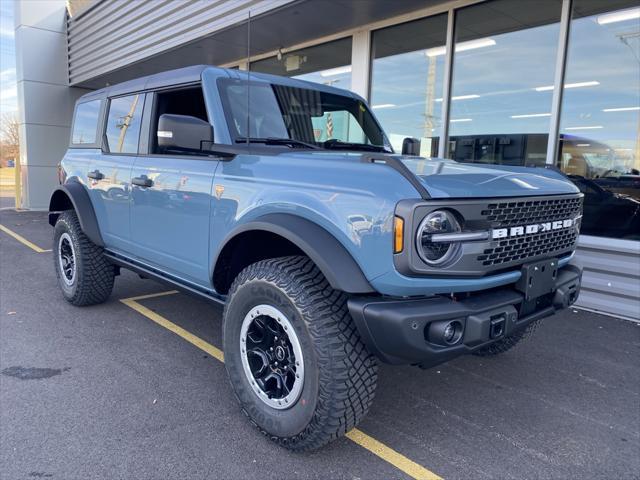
48, 182, 104, 247
213, 213, 375, 294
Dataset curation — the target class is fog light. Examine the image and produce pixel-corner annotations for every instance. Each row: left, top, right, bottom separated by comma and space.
443, 323, 457, 343
426, 319, 464, 346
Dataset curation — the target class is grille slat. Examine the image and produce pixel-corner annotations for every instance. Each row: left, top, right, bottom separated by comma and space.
478, 196, 582, 266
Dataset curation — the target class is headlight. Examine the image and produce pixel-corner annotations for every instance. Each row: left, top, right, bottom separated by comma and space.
416, 210, 461, 266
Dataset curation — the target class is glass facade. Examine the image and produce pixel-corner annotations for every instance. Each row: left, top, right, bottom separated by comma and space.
243, 0, 639, 241
557, 1, 639, 239
370, 14, 448, 156
447, 0, 562, 165
251, 37, 352, 91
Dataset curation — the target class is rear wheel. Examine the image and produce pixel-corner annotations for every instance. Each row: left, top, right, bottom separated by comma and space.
53, 211, 115, 306
223, 256, 378, 451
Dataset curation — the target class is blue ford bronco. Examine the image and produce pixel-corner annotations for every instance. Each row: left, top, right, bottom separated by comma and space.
49, 65, 583, 451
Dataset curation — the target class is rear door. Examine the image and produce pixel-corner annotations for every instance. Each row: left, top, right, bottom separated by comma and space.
129, 86, 219, 288
88, 93, 144, 253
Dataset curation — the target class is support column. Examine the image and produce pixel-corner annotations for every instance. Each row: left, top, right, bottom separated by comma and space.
350, 30, 371, 100
14, 0, 89, 209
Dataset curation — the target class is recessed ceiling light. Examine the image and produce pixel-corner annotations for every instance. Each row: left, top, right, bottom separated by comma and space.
534, 81, 600, 91
603, 106, 640, 112
576, 143, 591, 147
426, 38, 496, 57
565, 126, 603, 130
510, 113, 551, 118
435, 94, 480, 102
450, 118, 472, 123
597, 8, 640, 25
319, 66, 351, 77
371, 104, 395, 109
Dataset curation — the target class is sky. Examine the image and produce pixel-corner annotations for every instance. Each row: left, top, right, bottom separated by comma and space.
0, 0, 16, 114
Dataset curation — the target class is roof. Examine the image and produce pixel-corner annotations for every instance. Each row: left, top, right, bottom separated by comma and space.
77, 64, 361, 103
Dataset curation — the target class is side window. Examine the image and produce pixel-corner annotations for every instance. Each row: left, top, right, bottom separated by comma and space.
105, 94, 144, 154
151, 87, 208, 154
71, 100, 101, 145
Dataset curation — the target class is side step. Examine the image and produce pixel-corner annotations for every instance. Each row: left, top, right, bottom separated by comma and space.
103, 252, 226, 306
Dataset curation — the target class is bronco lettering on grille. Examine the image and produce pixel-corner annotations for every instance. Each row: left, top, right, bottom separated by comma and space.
492, 218, 575, 240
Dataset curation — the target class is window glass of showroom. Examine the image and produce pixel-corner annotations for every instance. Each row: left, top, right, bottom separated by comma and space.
369, 14, 448, 156
251, 38, 354, 142
557, 0, 639, 240
447, 0, 562, 165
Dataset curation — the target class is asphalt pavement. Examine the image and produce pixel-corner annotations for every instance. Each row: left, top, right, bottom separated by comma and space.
1, 209, 639, 480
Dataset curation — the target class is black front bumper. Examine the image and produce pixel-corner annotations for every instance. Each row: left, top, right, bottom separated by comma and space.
348, 264, 582, 368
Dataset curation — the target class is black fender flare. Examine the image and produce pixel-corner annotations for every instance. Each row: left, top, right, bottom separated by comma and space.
213, 213, 375, 294
48, 182, 104, 247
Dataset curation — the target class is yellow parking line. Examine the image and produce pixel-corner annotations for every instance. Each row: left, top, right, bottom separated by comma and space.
346, 429, 442, 480
0, 224, 51, 253
121, 294, 223, 362
120, 290, 443, 480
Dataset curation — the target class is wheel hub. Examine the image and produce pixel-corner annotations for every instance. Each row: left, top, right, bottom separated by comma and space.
240, 305, 304, 410
57, 232, 76, 286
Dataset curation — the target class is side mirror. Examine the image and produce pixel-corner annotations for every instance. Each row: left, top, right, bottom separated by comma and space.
157, 114, 213, 152
401, 137, 421, 156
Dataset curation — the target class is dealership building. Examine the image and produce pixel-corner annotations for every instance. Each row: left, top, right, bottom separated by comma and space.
13, 0, 639, 319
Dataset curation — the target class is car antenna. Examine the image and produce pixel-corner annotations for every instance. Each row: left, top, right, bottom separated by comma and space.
246, 10, 251, 148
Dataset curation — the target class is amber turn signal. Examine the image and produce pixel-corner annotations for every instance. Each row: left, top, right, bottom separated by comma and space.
394, 216, 404, 253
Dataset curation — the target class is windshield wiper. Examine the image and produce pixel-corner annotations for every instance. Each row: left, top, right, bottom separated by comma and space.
236, 137, 321, 149
322, 139, 390, 153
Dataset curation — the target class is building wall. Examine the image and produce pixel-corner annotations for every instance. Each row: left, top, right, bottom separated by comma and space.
14, 0, 89, 210
66, 0, 293, 86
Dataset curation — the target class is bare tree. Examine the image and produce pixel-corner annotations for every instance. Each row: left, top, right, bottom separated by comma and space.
0, 113, 20, 166
0, 113, 19, 146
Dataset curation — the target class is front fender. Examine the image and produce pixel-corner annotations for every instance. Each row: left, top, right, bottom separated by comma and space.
212, 213, 375, 294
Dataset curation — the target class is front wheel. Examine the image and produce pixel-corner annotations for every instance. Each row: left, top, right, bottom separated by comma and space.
223, 256, 378, 451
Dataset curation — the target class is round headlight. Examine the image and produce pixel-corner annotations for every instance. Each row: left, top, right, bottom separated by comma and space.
416, 210, 461, 266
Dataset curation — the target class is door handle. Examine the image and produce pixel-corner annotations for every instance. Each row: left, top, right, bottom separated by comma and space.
132, 175, 153, 188
87, 169, 104, 180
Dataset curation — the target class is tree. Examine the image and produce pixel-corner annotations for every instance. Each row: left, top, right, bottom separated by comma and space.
0, 113, 20, 166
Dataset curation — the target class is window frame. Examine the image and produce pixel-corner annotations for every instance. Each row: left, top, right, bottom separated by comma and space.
138, 82, 224, 160
101, 92, 147, 157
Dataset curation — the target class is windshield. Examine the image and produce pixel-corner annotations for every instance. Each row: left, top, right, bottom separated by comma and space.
218, 78, 390, 151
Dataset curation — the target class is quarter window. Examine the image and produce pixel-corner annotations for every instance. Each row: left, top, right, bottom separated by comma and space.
105, 94, 144, 154
71, 100, 101, 144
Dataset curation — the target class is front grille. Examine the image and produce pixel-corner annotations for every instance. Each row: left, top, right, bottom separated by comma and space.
482, 196, 582, 228
478, 228, 578, 266
477, 195, 582, 267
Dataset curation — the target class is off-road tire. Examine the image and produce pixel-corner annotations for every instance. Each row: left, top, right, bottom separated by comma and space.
53, 210, 115, 306
223, 255, 378, 451
472, 319, 542, 357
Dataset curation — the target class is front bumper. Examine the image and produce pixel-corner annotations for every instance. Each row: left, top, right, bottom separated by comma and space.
348, 264, 581, 368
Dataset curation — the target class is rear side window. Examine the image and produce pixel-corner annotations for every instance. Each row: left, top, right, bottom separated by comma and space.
105, 94, 144, 154
71, 100, 101, 144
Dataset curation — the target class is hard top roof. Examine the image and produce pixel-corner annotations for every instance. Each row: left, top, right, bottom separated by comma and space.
77, 65, 361, 103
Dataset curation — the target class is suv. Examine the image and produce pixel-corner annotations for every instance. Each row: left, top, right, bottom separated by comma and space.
49, 65, 582, 451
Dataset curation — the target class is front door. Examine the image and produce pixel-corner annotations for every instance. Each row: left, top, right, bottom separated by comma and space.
129, 156, 218, 287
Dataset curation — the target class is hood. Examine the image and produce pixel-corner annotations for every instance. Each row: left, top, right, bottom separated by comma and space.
399, 157, 579, 199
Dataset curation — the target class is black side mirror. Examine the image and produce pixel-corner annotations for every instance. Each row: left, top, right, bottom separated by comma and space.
157, 114, 213, 152
401, 137, 421, 156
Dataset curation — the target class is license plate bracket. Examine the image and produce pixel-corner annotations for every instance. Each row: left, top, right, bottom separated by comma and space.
515, 258, 558, 301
